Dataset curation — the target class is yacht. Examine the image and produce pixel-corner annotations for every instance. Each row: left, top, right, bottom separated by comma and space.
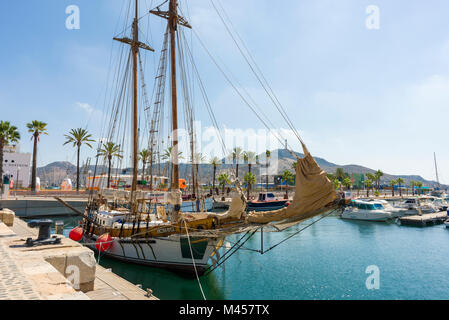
341, 200, 393, 222
396, 198, 439, 216
365, 199, 403, 218
246, 193, 288, 212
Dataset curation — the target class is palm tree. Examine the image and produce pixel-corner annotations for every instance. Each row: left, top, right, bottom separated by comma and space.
374, 170, 384, 190
191, 152, 205, 195
332, 179, 342, 191
396, 178, 404, 197
27, 121, 48, 193
0, 121, 20, 192
389, 179, 397, 197
162, 146, 183, 182
231, 147, 243, 178
138, 149, 151, 181
410, 180, 416, 195
244, 172, 256, 199
281, 170, 294, 198
342, 177, 352, 191
335, 168, 346, 182
365, 179, 374, 197
415, 181, 423, 195
292, 161, 298, 171
97, 142, 122, 188
217, 173, 230, 200
210, 156, 220, 193
265, 150, 271, 191
243, 151, 257, 195
63, 128, 95, 192
161, 146, 184, 162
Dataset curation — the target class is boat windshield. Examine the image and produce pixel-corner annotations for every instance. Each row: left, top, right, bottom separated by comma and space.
372, 203, 384, 210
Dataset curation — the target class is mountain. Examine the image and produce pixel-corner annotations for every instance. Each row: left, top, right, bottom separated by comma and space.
36, 150, 444, 188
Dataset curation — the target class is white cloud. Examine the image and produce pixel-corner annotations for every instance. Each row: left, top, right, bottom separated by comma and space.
77, 102, 94, 114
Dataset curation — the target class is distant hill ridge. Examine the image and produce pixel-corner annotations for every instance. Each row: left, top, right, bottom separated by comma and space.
37, 149, 443, 188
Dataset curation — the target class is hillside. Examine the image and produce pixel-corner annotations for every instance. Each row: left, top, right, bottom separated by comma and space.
36, 150, 443, 188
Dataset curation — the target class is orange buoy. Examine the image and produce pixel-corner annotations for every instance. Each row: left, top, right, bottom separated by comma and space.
69, 227, 84, 242
95, 233, 112, 252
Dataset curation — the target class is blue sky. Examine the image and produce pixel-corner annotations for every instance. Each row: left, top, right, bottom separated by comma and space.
1, 0, 449, 183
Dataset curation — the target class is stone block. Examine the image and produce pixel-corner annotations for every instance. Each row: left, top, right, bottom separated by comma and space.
0, 209, 15, 226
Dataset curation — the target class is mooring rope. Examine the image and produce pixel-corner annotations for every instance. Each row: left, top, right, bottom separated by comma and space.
183, 218, 207, 300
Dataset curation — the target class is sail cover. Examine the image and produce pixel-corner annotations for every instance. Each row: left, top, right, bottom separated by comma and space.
247, 144, 337, 226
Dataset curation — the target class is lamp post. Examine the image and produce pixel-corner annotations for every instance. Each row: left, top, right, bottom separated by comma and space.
16, 167, 20, 189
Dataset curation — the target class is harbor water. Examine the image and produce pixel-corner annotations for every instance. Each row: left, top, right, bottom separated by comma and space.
51, 214, 449, 300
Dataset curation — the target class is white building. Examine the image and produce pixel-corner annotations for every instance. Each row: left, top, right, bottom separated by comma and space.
2, 145, 31, 188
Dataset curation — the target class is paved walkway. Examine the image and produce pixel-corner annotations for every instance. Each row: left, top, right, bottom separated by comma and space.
0, 242, 41, 300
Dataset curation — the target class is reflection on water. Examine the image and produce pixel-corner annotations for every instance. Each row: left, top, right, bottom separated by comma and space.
44, 213, 449, 300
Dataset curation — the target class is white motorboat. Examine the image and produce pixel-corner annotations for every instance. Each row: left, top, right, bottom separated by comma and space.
396, 198, 439, 216
365, 199, 403, 218
341, 200, 393, 222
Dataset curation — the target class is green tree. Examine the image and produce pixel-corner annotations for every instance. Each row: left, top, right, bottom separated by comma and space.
243, 151, 257, 196
265, 150, 271, 191
332, 179, 342, 190
161, 146, 183, 162
389, 179, 397, 197
210, 156, 221, 193
97, 142, 122, 188
292, 161, 298, 171
138, 149, 151, 182
0, 121, 20, 192
231, 147, 243, 178
191, 152, 206, 195
374, 170, 384, 190
342, 177, 352, 191
162, 146, 183, 182
396, 178, 404, 197
27, 121, 48, 193
217, 173, 231, 199
335, 168, 346, 182
365, 179, 374, 197
410, 180, 417, 195
244, 172, 256, 199
281, 170, 295, 198
63, 128, 95, 192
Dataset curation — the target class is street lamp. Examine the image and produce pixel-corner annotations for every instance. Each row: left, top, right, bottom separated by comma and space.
16, 167, 20, 189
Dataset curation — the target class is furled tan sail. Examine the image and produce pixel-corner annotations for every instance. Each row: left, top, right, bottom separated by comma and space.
208, 195, 246, 222
247, 144, 337, 225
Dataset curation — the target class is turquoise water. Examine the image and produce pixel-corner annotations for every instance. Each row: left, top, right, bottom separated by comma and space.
50, 214, 449, 300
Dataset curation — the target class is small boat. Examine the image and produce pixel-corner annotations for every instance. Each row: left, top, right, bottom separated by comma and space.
365, 199, 403, 218
420, 196, 448, 211
247, 193, 288, 212
396, 198, 439, 216
341, 200, 393, 222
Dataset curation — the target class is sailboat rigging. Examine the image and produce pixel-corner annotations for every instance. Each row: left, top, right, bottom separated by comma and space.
73, 0, 345, 275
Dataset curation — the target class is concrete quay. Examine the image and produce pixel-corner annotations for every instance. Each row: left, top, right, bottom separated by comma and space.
0, 209, 157, 300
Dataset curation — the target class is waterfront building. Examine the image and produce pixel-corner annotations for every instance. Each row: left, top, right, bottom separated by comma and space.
2, 145, 31, 188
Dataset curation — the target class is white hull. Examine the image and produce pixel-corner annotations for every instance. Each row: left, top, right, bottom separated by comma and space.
341, 209, 392, 222
83, 234, 221, 275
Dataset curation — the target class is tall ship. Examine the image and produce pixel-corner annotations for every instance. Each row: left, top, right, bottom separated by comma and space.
69, 0, 344, 275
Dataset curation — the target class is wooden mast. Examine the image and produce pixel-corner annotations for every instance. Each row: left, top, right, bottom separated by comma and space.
131, 0, 139, 203
169, 0, 180, 193
114, 0, 154, 209
150, 0, 191, 215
